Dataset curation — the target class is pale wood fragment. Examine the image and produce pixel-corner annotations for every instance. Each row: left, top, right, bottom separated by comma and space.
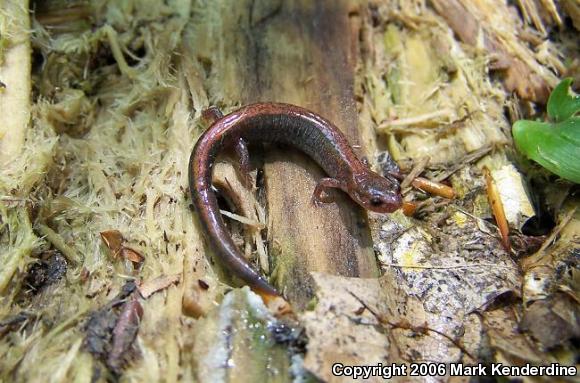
0, 0, 31, 164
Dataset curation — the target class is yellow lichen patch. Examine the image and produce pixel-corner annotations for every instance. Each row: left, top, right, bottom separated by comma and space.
400, 241, 422, 270
452, 211, 469, 228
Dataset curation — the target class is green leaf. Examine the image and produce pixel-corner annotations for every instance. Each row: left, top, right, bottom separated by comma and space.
547, 78, 580, 122
513, 78, 580, 184
512, 117, 580, 184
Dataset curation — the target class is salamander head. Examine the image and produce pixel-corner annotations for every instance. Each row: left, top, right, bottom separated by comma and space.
350, 171, 402, 213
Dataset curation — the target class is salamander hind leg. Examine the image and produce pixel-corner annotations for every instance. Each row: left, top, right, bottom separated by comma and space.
311, 178, 342, 207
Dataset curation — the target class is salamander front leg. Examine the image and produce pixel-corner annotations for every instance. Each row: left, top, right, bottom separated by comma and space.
235, 138, 253, 188
202, 106, 224, 123
311, 178, 342, 207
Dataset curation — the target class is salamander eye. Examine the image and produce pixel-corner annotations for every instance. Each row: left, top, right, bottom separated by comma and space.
370, 196, 382, 206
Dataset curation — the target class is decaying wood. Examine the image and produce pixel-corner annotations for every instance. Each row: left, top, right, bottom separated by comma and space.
430, 0, 559, 103
259, 0, 379, 308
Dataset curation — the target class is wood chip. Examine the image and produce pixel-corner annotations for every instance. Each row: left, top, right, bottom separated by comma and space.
138, 274, 180, 299
120, 247, 144, 264
100, 230, 123, 258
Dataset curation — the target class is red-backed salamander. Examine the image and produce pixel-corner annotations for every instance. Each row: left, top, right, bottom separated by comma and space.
189, 103, 402, 298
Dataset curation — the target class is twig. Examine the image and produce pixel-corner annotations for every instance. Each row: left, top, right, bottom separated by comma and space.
377, 108, 454, 131
380, 261, 515, 271
36, 223, 82, 264
348, 291, 476, 361
430, 146, 493, 182
401, 157, 430, 189
220, 209, 265, 229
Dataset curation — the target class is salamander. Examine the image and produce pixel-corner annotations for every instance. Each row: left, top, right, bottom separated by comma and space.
189, 103, 402, 297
